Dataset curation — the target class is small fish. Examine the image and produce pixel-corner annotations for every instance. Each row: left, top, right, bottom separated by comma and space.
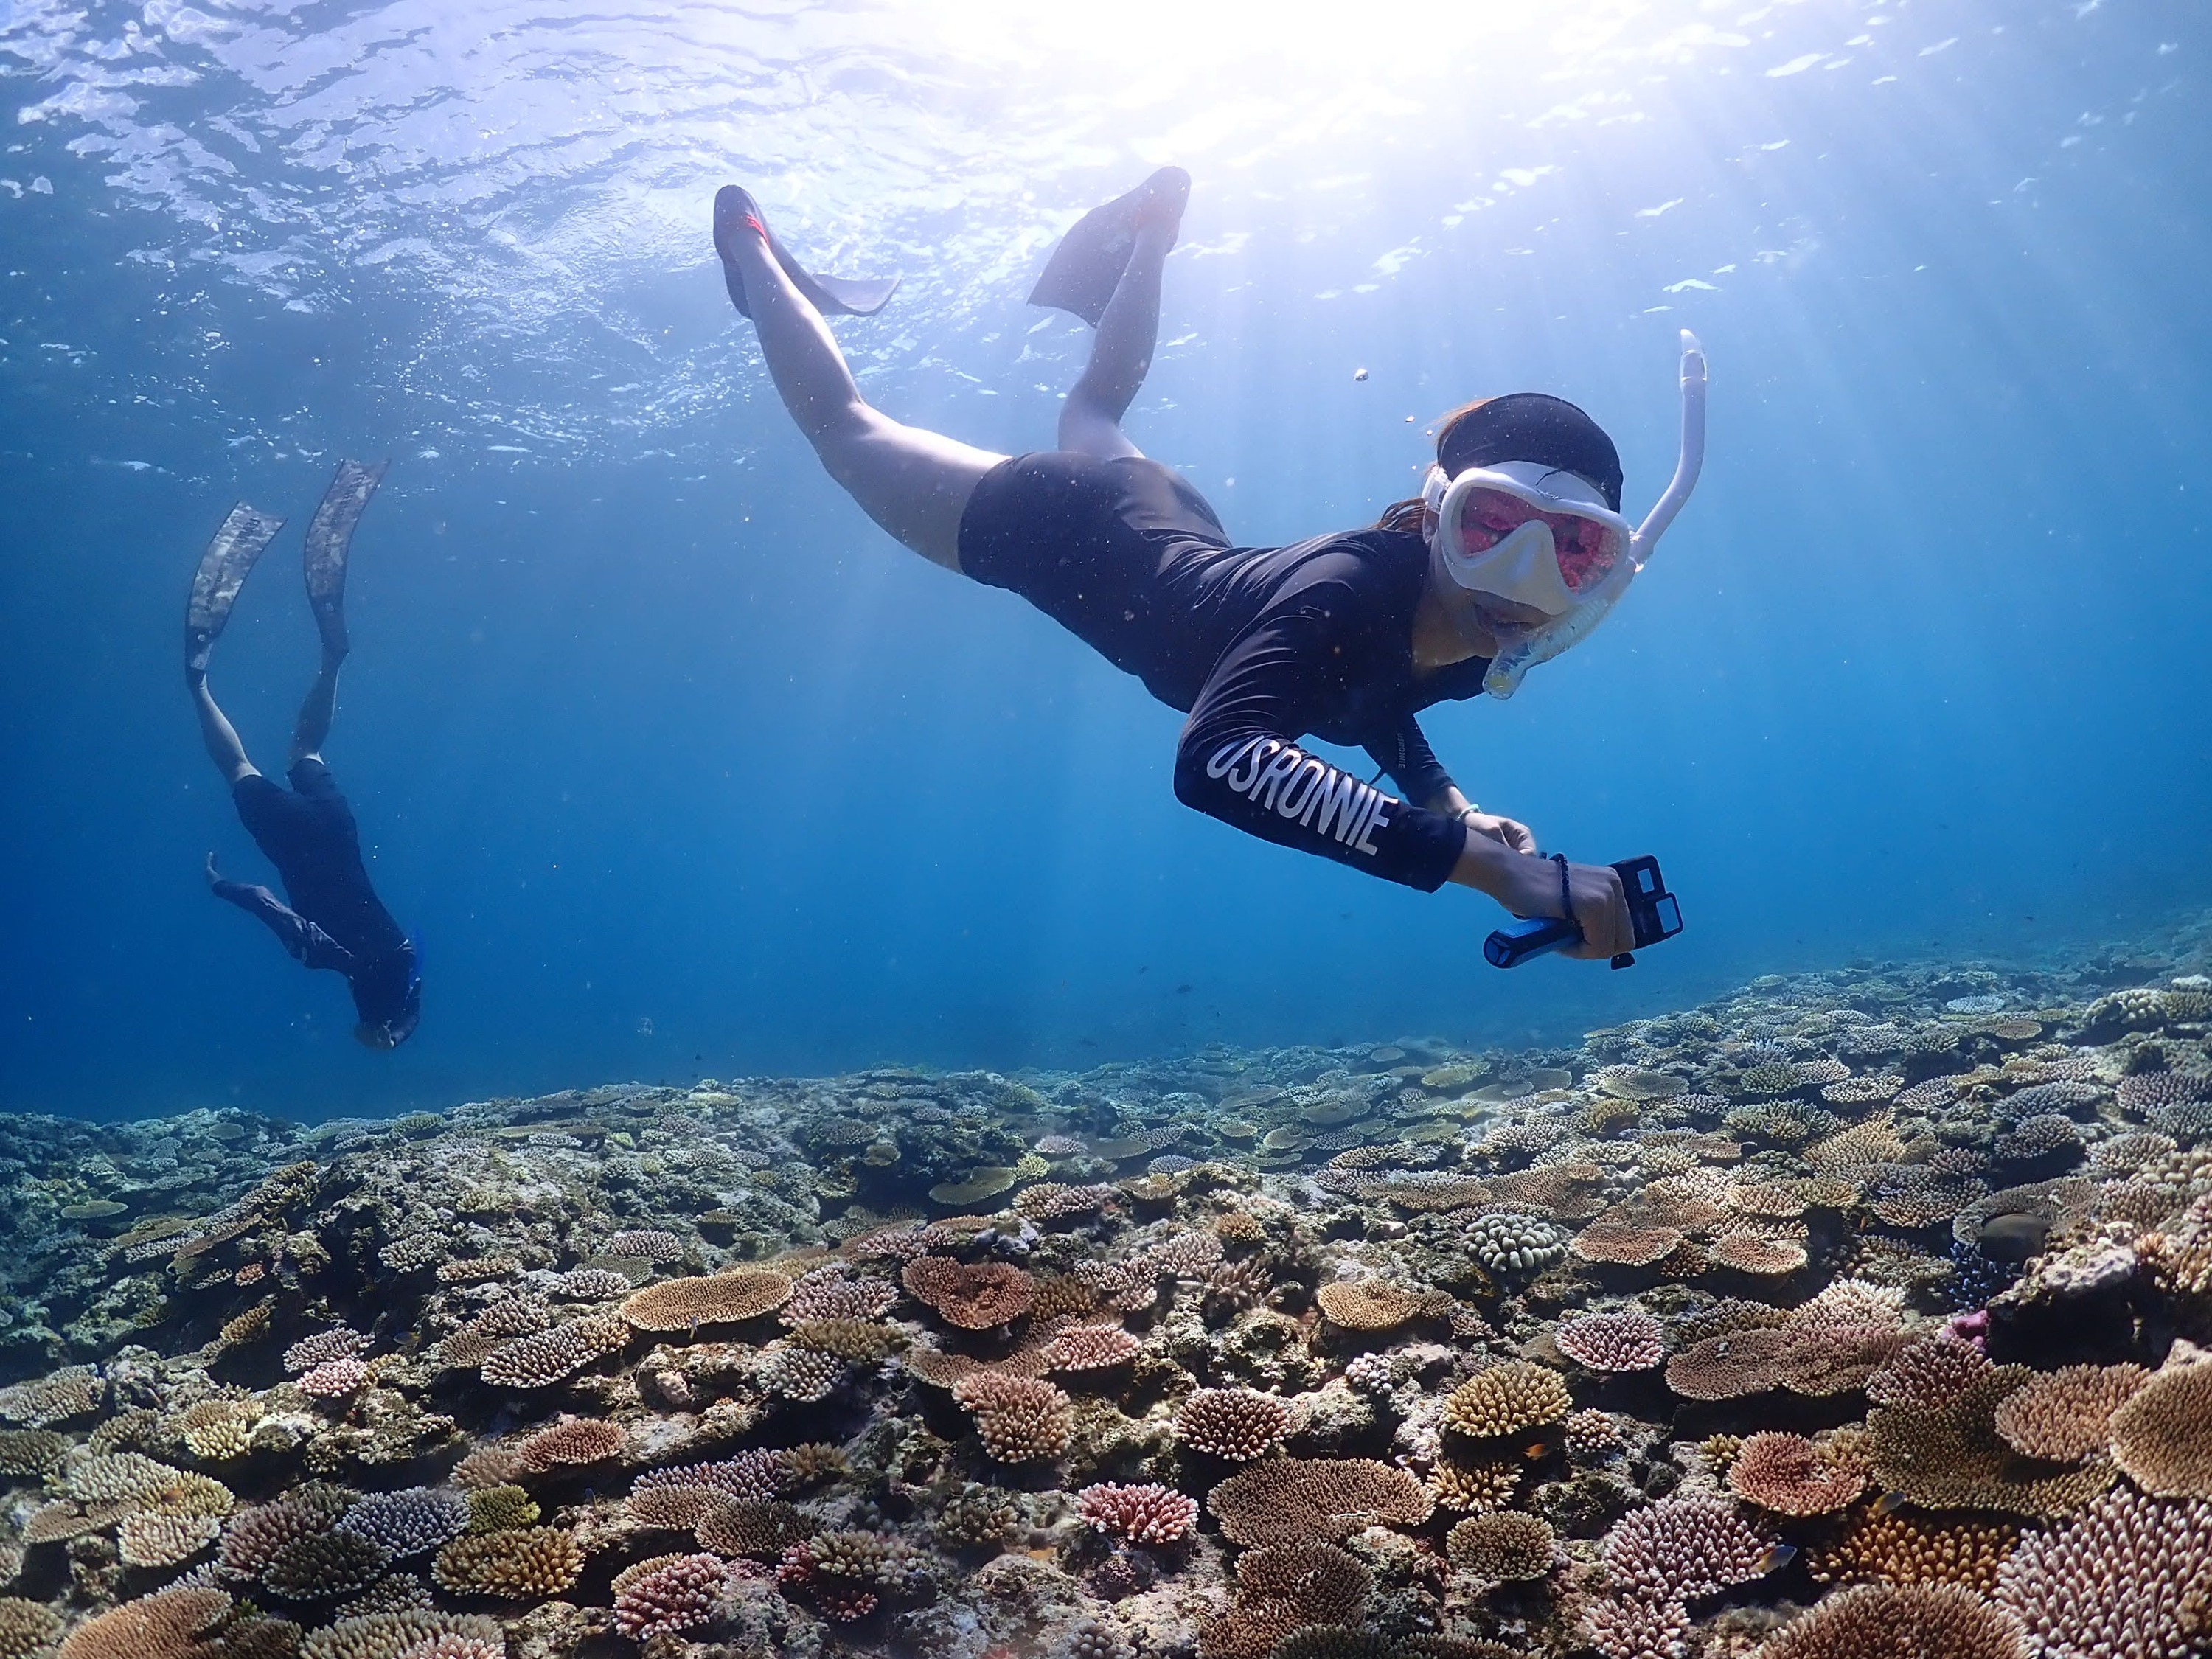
1757, 1543, 1798, 1573
1871, 1491, 1907, 1516
1353, 367, 1369, 381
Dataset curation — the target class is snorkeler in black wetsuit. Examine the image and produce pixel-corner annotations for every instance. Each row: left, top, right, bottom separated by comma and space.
184, 461, 422, 1048
710, 170, 1707, 959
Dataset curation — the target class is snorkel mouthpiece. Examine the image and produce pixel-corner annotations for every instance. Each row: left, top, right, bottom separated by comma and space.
1479, 329, 1708, 699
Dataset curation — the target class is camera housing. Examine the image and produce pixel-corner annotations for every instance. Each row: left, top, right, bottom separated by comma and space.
1482, 854, 1683, 970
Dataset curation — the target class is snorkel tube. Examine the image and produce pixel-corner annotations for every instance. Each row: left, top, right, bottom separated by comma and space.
1481, 330, 1707, 699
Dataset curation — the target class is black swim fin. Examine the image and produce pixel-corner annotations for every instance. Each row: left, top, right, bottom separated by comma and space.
302, 457, 389, 656
712, 185, 900, 319
185, 503, 286, 674
1027, 166, 1191, 327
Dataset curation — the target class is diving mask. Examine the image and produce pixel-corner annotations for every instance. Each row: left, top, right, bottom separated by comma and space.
1422, 330, 1708, 698
1423, 462, 1633, 617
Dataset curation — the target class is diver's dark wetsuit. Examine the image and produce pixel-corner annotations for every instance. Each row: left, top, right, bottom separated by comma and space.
960, 453, 1488, 890
215, 757, 417, 1030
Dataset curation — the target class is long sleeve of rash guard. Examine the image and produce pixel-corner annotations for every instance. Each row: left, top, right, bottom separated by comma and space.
1363, 714, 1455, 808
1172, 591, 1467, 891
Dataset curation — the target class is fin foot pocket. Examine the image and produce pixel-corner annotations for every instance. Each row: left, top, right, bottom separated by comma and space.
1028, 165, 1191, 327
712, 184, 900, 319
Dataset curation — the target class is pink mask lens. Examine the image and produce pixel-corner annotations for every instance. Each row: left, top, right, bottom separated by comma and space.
1457, 488, 1621, 591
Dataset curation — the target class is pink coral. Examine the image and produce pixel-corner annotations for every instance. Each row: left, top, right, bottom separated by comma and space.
1076, 1484, 1199, 1545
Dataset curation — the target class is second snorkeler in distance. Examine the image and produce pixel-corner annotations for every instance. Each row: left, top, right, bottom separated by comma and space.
710, 170, 1705, 965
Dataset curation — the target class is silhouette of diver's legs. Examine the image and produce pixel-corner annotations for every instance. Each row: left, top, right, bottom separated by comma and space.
288, 644, 344, 771
1059, 216, 1178, 462
723, 216, 1004, 573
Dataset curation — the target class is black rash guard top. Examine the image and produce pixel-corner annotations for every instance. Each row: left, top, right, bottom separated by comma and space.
958, 452, 1489, 891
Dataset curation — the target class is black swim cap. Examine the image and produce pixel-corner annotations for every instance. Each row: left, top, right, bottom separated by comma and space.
1437, 393, 1624, 512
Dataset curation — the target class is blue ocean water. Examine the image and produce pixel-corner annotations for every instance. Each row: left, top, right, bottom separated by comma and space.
0, 0, 2205, 1122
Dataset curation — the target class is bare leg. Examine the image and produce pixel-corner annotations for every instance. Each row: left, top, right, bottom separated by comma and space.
187, 669, 258, 785
1059, 219, 1177, 460
723, 212, 1004, 573
289, 644, 344, 768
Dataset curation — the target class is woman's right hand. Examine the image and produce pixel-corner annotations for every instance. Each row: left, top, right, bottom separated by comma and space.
1492, 851, 1636, 961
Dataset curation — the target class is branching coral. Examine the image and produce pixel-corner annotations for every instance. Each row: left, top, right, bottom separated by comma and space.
950, 1372, 1074, 1462
1076, 1483, 1199, 1544
611, 1552, 728, 1641
430, 1527, 583, 1599
1441, 1362, 1573, 1439
1995, 1486, 2212, 1659
1315, 1280, 1446, 1331
1445, 1512, 1554, 1581
1726, 1433, 1868, 1517
1750, 1583, 2029, 1659
1993, 1365, 2148, 1463
1556, 1310, 1667, 1372
1175, 1388, 1291, 1461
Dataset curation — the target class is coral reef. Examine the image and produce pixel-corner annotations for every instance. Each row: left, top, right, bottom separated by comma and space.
7, 926, 2212, 1655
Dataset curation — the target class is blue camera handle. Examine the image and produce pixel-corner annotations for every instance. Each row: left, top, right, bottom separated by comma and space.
1482, 915, 1597, 970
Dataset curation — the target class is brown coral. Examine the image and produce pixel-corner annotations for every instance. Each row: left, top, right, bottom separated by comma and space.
1598, 1496, 1784, 1603
2107, 1362, 2212, 1498
949, 1372, 1074, 1462
1425, 1458, 1520, 1514
1994, 1485, 2212, 1659
57, 1588, 231, 1659
1555, 1311, 1666, 1372
619, 1270, 793, 1334
1869, 1368, 2117, 1520
1441, 1362, 1573, 1439
1040, 1324, 1141, 1372
1207, 1458, 1431, 1548
1445, 1512, 1554, 1581
1809, 1510, 2021, 1594
1727, 1432, 1868, 1516
429, 1527, 583, 1599
1750, 1583, 2029, 1659
900, 1256, 1037, 1329
1175, 1388, 1291, 1461
1993, 1364, 2149, 1463
611, 1552, 728, 1641
0, 1600, 60, 1659
1314, 1280, 1445, 1332
1200, 1543, 1372, 1659
515, 1415, 625, 1472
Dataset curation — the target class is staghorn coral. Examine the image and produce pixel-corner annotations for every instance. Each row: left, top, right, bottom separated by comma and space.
759, 1343, 845, 1401
611, 1552, 727, 1641
632, 1450, 790, 1502
1200, 1543, 1372, 1659
782, 1268, 900, 1324
1175, 1388, 1291, 1461
1993, 1364, 2149, 1463
1445, 1512, 1554, 1581
1750, 1583, 2029, 1659
1076, 1483, 1199, 1544
2106, 1361, 2212, 1498
1994, 1486, 2212, 1659
1207, 1458, 1431, 1548
1726, 1433, 1868, 1516
932, 1484, 1019, 1551
1556, 1310, 1668, 1371
619, 1270, 793, 1332
1441, 1361, 1573, 1439
262, 1529, 392, 1600
900, 1257, 1036, 1329
1809, 1510, 2021, 1594
1582, 1593, 1694, 1659
429, 1527, 582, 1599
950, 1372, 1074, 1462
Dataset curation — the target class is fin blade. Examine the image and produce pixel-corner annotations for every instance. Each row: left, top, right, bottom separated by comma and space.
1026, 192, 1143, 326
303, 458, 388, 653
186, 504, 285, 653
